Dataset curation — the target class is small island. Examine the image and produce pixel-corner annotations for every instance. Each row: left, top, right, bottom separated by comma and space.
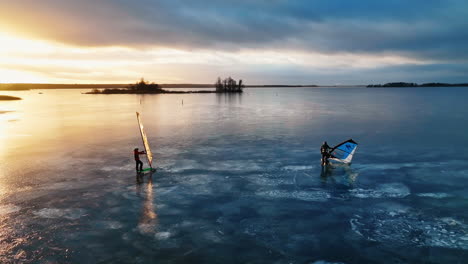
87, 77, 244, 94
367, 82, 468, 88
0, 95, 22, 100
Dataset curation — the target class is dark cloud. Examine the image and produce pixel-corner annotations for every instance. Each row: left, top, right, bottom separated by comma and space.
1, 0, 468, 86
1, 0, 467, 61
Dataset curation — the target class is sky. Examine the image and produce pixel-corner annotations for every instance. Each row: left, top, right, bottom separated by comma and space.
0, 0, 467, 85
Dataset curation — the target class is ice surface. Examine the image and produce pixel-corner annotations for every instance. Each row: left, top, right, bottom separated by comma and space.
2, 88, 468, 263
349, 183, 410, 198
282, 165, 315, 171
350, 211, 468, 250
154, 231, 171, 240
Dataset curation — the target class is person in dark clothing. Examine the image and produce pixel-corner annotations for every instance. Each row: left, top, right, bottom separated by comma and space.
134, 148, 146, 172
320, 141, 331, 166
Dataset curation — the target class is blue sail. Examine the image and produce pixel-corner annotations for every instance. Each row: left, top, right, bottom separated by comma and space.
329, 139, 358, 164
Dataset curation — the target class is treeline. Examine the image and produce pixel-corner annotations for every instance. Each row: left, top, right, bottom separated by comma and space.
90, 78, 165, 94
367, 82, 468, 88
0, 82, 321, 91
87, 77, 247, 94
215, 77, 244, 93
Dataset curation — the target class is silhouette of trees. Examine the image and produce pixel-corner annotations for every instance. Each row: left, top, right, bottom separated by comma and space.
128, 78, 162, 92
87, 77, 246, 94
215, 76, 244, 93
89, 78, 164, 94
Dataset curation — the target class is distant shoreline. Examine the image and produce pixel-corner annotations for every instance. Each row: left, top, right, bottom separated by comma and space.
2, 82, 468, 91
0, 83, 321, 91
84, 90, 241, 95
367, 82, 468, 88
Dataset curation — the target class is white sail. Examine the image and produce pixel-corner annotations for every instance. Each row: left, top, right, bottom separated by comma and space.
136, 112, 153, 168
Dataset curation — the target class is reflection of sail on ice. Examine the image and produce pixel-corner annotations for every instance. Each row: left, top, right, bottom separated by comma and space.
136, 112, 153, 168
329, 139, 358, 164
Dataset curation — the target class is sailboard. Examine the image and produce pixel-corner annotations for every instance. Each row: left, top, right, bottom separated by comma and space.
329, 139, 358, 164
136, 112, 154, 168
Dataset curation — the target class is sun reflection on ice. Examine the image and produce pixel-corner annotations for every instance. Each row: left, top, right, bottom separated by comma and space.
137, 174, 158, 235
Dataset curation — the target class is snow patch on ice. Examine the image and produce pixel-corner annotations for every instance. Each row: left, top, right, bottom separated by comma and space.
167, 159, 201, 172
210, 160, 263, 172
33, 208, 86, 220
248, 175, 294, 186
282, 165, 315, 171
0, 204, 20, 215
155, 231, 171, 240
350, 183, 410, 198
257, 190, 330, 202
417, 193, 452, 199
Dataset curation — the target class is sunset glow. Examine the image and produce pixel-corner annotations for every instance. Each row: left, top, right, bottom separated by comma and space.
0, 1, 467, 84
0, 32, 433, 84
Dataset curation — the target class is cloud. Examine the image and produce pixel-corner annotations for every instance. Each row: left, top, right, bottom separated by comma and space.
1, 0, 468, 84
1, 0, 468, 61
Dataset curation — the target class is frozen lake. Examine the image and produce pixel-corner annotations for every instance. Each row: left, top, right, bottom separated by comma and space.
1, 87, 467, 263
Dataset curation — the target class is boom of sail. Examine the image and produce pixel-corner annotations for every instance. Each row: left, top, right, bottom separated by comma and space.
136, 112, 153, 168
329, 139, 358, 164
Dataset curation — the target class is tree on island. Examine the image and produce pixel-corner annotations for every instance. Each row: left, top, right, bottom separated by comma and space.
128, 78, 162, 92
87, 77, 247, 94
215, 77, 244, 93
90, 78, 164, 94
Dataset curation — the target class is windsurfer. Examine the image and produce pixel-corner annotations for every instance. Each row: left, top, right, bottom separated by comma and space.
134, 148, 146, 172
320, 141, 331, 166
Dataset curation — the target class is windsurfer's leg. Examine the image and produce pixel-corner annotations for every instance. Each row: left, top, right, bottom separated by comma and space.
138, 160, 143, 171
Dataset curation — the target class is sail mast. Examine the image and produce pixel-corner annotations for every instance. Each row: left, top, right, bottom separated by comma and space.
136, 112, 153, 168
